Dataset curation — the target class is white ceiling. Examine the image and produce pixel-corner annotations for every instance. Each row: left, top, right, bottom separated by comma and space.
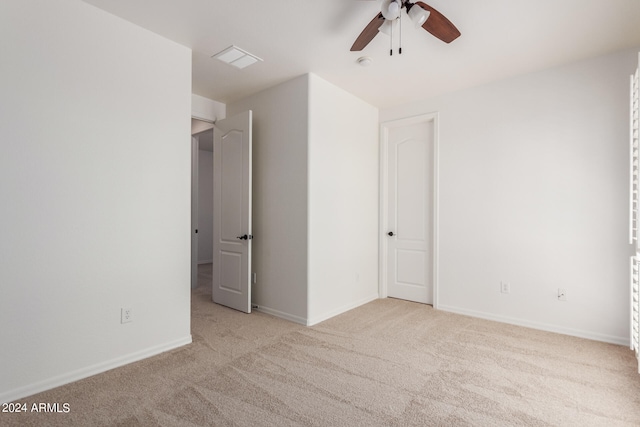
84, 0, 640, 109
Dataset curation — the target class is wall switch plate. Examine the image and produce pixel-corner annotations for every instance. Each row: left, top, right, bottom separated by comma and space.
500, 281, 510, 294
252, 273, 257, 284
557, 288, 567, 301
121, 308, 133, 323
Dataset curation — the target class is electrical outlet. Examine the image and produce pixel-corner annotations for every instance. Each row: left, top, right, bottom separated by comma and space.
500, 281, 510, 294
121, 308, 133, 324
557, 289, 567, 301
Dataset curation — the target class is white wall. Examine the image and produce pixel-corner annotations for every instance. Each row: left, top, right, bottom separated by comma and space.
228, 75, 310, 323
198, 148, 214, 263
0, 0, 192, 402
192, 94, 226, 122
381, 49, 638, 344
307, 74, 379, 325
228, 73, 379, 325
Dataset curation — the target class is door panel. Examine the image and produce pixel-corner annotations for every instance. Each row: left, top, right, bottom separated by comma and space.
385, 119, 434, 304
396, 249, 426, 285
220, 131, 243, 242
220, 251, 242, 292
397, 138, 428, 241
212, 111, 252, 313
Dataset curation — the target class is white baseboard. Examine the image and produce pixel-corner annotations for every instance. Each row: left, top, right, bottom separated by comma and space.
253, 305, 308, 326
438, 305, 628, 346
1, 335, 192, 404
307, 293, 380, 326
254, 294, 380, 327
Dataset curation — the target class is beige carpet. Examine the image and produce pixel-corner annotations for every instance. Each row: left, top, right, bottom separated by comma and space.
3, 265, 640, 426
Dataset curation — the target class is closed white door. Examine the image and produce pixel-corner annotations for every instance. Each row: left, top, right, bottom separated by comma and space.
382, 115, 436, 304
212, 111, 252, 313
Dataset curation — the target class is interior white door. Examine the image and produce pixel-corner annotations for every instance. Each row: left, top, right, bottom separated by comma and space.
384, 118, 434, 304
191, 136, 199, 290
212, 111, 253, 313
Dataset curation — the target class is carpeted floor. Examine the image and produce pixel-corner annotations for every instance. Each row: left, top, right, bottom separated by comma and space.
3, 264, 640, 426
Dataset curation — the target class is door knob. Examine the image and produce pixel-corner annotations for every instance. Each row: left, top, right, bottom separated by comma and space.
388, 231, 395, 236
237, 234, 248, 240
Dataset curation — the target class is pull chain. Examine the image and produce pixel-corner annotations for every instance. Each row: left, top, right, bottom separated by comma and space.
399, 12, 402, 54
389, 18, 393, 56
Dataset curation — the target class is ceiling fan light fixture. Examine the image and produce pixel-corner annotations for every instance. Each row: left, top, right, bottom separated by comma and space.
408, 5, 430, 27
381, 0, 401, 20
378, 19, 396, 36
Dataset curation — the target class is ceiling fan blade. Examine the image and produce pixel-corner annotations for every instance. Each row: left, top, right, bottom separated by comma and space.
415, 1, 461, 43
351, 12, 385, 51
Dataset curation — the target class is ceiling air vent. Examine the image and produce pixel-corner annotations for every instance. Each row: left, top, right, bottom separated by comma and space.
212, 45, 263, 69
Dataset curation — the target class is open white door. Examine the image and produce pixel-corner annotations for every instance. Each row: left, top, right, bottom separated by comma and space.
212, 111, 252, 313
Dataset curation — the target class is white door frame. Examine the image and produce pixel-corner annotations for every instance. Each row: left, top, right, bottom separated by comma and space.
379, 112, 440, 308
191, 118, 214, 290
191, 135, 199, 289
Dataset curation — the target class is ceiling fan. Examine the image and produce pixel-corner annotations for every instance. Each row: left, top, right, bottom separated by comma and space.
351, 0, 461, 52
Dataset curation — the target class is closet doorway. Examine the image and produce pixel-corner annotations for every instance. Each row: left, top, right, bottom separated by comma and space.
380, 113, 439, 306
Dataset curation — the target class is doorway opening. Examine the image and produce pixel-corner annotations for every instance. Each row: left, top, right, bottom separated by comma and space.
190, 112, 254, 313
192, 119, 214, 291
